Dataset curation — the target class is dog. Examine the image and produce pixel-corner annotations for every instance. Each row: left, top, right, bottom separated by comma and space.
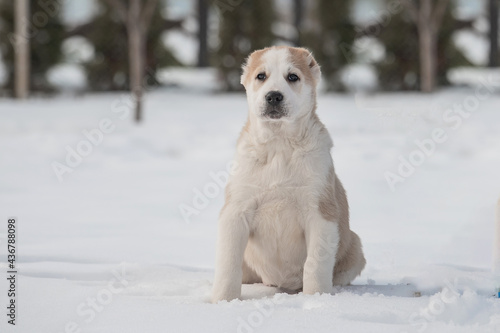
212, 46, 365, 303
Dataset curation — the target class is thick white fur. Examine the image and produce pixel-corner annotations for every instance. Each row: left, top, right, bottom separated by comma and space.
212, 46, 364, 303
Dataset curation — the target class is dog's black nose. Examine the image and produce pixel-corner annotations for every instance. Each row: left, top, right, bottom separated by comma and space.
265, 91, 283, 106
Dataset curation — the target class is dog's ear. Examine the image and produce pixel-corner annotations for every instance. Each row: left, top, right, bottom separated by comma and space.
240, 56, 250, 87
305, 51, 321, 85
291, 47, 322, 86
241, 49, 265, 87
240, 50, 257, 87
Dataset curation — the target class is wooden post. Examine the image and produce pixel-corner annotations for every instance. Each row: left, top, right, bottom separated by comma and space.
104, 0, 158, 123
127, 0, 144, 123
197, 0, 209, 67
418, 0, 435, 93
404, 0, 450, 93
489, 0, 499, 68
293, 0, 303, 46
14, 0, 30, 99
494, 197, 500, 274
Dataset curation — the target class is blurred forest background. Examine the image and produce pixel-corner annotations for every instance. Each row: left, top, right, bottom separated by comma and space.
0, 0, 498, 121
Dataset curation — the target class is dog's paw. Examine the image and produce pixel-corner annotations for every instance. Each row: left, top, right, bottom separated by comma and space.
211, 291, 239, 303
211, 284, 241, 303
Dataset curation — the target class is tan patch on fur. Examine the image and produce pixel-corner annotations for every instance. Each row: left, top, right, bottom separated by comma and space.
319, 167, 365, 283
288, 47, 317, 85
333, 172, 351, 258
241, 46, 320, 87
319, 168, 350, 257
333, 230, 366, 285
241, 49, 266, 87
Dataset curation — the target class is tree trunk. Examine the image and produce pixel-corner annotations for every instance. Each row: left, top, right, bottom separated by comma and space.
127, 0, 145, 123
418, 0, 435, 93
293, 0, 303, 46
14, 0, 30, 99
418, 26, 436, 93
494, 196, 500, 274
197, 0, 209, 67
490, 0, 499, 67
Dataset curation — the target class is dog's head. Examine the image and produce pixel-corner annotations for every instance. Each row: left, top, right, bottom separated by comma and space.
241, 46, 321, 122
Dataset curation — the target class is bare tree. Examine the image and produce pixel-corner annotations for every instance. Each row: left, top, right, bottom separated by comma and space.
490, 0, 499, 67
495, 196, 500, 273
197, 0, 209, 67
14, 0, 30, 99
404, 0, 450, 93
293, 0, 303, 46
103, 0, 159, 122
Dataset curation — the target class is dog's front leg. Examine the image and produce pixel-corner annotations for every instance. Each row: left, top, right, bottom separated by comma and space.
303, 219, 339, 295
212, 206, 252, 303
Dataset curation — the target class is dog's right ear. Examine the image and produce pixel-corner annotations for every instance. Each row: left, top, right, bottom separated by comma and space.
240, 56, 250, 87
306, 51, 321, 85
240, 49, 265, 88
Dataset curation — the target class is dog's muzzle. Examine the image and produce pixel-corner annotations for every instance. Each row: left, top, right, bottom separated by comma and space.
263, 91, 286, 119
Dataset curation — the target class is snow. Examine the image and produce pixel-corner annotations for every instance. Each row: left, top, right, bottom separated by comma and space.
162, 0, 195, 21
448, 67, 500, 88
162, 30, 199, 67
454, 0, 487, 20
47, 64, 87, 91
157, 67, 220, 91
453, 29, 490, 66
61, 0, 99, 27
351, 0, 386, 26
1, 86, 500, 332
341, 64, 379, 92
62, 37, 95, 64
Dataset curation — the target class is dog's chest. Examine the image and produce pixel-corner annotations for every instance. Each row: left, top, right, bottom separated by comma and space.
246, 147, 313, 189
236, 145, 326, 219
233, 129, 332, 289
237, 148, 318, 285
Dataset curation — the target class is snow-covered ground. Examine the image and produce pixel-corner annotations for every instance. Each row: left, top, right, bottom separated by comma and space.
1, 87, 500, 332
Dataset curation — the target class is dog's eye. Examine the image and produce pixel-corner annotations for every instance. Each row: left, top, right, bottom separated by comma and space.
288, 74, 299, 82
256, 73, 266, 81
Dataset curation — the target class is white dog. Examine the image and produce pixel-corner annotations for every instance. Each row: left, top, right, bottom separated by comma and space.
212, 46, 365, 303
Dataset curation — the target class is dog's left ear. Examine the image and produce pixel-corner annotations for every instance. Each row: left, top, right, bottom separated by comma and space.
240, 57, 250, 87
306, 51, 321, 85
240, 50, 260, 87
